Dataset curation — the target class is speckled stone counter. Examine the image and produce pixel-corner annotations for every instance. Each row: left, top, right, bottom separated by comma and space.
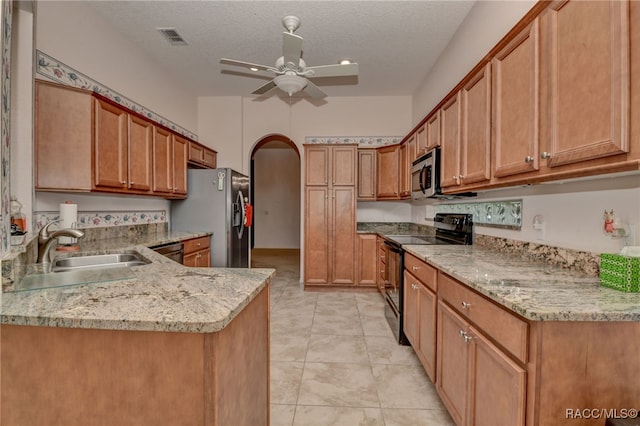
357, 222, 434, 236
404, 244, 640, 322
1, 235, 275, 333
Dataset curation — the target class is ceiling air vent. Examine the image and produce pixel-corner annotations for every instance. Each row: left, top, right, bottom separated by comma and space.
157, 27, 188, 46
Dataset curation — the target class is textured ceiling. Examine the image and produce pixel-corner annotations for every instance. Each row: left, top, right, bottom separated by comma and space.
84, 1, 476, 99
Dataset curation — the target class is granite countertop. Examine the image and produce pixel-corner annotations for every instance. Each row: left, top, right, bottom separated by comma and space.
1, 233, 275, 333
404, 245, 640, 322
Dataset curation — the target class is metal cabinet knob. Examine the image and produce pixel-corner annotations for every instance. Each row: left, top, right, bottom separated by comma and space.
463, 334, 473, 343
524, 156, 534, 163
459, 329, 466, 337
461, 301, 471, 309
541, 151, 551, 159
121, 181, 126, 185
412, 266, 420, 271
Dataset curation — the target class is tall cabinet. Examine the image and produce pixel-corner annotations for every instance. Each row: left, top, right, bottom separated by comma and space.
304, 145, 357, 287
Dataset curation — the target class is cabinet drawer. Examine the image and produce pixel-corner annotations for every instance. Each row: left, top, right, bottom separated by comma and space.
404, 253, 437, 292
438, 272, 528, 363
183, 236, 211, 254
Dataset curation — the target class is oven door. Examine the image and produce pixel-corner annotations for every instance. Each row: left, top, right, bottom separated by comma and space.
383, 240, 409, 345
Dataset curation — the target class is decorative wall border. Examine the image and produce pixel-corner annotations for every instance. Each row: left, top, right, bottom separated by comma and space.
305, 136, 402, 146
35, 50, 198, 141
0, 1, 13, 255
34, 210, 167, 231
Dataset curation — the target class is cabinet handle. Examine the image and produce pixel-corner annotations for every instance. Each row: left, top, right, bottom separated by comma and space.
461, 301, 471, 309
463, 334, 473, 343
196, 243, 201, 247
459, 175, 464, 180
541, 151, 551, 159
130, 181, 135, 185
121, 181, 126, 185
459, 329, 466, 337
412, 266, 420, 271
524, 156, 534, 163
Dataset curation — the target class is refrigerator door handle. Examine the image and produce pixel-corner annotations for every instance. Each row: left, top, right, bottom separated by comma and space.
235, 191, 245, 239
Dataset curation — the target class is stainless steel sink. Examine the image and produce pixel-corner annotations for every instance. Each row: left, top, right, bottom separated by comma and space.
51, 252, 150, 273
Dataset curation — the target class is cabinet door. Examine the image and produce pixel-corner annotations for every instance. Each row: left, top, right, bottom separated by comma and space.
440, 94, 461, 189
545, 0, 629, 167
418, 283, 437, 383
470, 326, 526, 426
304, 187, 330, 284
188, 141, 204, 164
128, 115, 153, 191
305, 146, 329, 186
403, 271, 419, 347
152, 127, 174, 194
172, 136, 188, 195
399, 142, 409, 197
416, 125, 428, 158
377, 238, 387, 294
460, 63, 491, 186
437, 301, 470, 426
332, 146, 356, 186
356, 234, 377, 287
376, 145, 400, 198
426, 111, 441, 151
357, 149, 376, 200
94, 99, 128, 189
330, 187, 356, 285
492, 19, 540, 178
202, 148, 217, 169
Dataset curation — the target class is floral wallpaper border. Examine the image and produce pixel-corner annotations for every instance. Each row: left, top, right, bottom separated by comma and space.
35, 50, 198, 141
305, 136, 402, 146
0, 1, 13, 255
34, 210, 167, 231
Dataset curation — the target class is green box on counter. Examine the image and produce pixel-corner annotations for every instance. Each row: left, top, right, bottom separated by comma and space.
599, 253, 640, 292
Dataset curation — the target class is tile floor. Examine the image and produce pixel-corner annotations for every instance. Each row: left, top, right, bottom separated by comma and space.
252, 249, 456, 426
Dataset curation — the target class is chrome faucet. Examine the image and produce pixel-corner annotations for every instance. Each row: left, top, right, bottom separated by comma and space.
37, 221, 85, 265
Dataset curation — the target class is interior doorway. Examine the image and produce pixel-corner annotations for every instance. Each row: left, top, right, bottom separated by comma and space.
250, 134, 301, 250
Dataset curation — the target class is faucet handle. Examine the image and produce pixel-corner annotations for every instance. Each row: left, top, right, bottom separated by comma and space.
39, 219, 62, 239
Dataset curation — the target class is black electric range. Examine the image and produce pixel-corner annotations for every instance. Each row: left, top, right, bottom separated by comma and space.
383, 213, 473, 345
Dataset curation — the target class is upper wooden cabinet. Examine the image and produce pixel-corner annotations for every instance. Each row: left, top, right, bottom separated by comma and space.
35, 80, 195, 199
357, 148, 377, 200
305, 145, 356, 186
376, 144, 401, 199
440, 93, 462, 189
188, 141, 217, 169
426, 111, 441, 152
543, 0, 629, 167
492, 19, 541, 178
416, 125, 428, 159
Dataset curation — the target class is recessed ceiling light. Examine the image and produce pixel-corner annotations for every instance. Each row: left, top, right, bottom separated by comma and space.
339, 59, 352, 65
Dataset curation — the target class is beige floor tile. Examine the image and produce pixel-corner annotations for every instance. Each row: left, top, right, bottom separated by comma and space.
271, 404, 296, 426
271, 361, 305, 404
271, 333, 310, 362
297, 362, 380, 407
381, 408, 456, 426
311, 311, 364, 336
372, 364, 444, 409
360, 314, 396, 338
272, 312, 315, 336
293, 406, 385, 426
365, 335, 422, 366
306, 334, 370, 364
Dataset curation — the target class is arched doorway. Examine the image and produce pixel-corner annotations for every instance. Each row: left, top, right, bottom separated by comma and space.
250, 134, 301, 256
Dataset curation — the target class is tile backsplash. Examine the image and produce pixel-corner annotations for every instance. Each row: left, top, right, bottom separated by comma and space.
435, 199, 522, 229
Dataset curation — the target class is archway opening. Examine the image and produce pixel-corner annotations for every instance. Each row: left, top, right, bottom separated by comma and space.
250, 135, 301, 266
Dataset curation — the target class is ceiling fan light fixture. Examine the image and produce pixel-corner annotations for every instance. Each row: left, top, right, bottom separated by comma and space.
274, 73, 307, 96
339, 59, 352, 65
249, 67, 259, 72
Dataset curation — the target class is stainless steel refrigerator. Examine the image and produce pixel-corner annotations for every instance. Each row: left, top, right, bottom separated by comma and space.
171, 168, 250, 268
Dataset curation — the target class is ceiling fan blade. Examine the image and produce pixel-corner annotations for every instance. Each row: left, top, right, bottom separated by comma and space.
306, 62, 359, 78
283, 32, 303, 68
303, 80, 327, 99
252, 80, 277, 95
220, 58, 275, 72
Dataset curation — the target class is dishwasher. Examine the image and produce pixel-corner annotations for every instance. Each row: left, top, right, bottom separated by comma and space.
150, 241, 184, 264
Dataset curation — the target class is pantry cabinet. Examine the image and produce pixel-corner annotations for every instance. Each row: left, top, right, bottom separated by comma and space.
304, 145, 357, 287
375, 144, 400, 199
35, 80, 192, 199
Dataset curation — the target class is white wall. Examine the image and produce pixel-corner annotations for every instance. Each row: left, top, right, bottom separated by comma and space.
253, 147, 300, 249
357, 201, 412, 223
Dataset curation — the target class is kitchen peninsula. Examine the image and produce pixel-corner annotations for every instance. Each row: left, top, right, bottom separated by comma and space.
1, 241, 274, 426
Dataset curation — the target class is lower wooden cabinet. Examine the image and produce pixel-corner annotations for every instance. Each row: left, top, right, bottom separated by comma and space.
183, 236, 211, 267
376, 237, 387, 294
356, 234, 377, 287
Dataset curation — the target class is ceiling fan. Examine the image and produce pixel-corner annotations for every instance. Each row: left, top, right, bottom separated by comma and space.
220, 16, 359, 99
